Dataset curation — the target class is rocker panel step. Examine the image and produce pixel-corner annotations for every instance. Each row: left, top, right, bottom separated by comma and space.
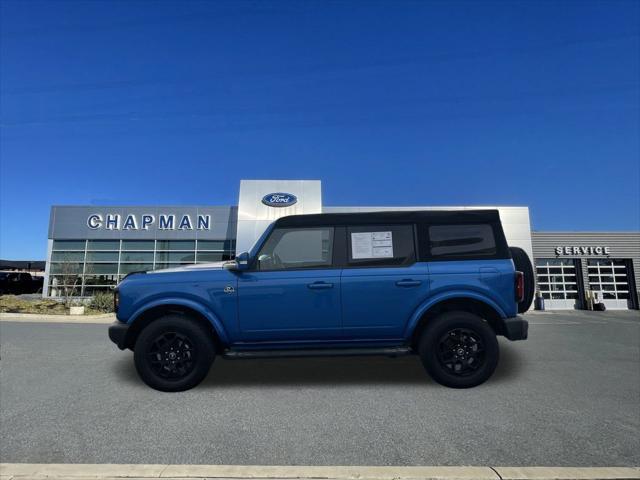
222, 346, 412, 359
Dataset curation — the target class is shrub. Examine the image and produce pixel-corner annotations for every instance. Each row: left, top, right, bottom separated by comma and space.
89, 291, 114, 313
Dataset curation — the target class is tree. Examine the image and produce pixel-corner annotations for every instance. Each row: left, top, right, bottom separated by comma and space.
51, 254, 82, 307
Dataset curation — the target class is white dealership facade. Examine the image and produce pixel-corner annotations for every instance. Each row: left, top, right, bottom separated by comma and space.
44, 179, 639, 310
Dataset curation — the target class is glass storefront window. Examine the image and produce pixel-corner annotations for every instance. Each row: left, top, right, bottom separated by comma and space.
52, 240, 86, 250
197, 252, 231, 262
154, 262, 191, 270
155, 252, 195, 263
87, 240, 120, 250
120, 251, 154, 262
197, 240, 234, 251
84, 286, 115, 296
121, 240, 155, 250
49, 275, 82, 286
120, 263, 153, 274
84, 275, 118, 286
86, 252, 119, 262
47, 237, 234, 297
156, 240, 195, 250
50, 262, 83, 274
85, 263, 118, 274
51, 251, 85, 262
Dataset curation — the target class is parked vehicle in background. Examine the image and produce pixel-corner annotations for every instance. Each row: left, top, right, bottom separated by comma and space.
109, 210, 533, 392
0, 272, 44, 295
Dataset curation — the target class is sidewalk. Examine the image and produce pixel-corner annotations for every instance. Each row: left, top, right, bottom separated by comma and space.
1, 464, 639, 480
0, 312, 115, 324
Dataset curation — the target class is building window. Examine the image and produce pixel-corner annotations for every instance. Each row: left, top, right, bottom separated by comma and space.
86, 252, 119, 262
197, 240, 235, 251
155, 252, 195, 263
52, 240, 86, 250
121, 240, 155, 250
87, 240, 120, 250
196, 252, 232, 263
48, 237, 234, 297
120, 263, 154, 274
156, 240, 195, 251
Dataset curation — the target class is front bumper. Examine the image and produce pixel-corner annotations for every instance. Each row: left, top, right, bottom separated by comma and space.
108, 321, 130, 350
502, 315, 528, 341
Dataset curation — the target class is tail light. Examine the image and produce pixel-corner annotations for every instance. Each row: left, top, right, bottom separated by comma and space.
515, 271, 524, 302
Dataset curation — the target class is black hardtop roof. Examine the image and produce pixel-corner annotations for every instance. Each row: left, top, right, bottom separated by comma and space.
275, 209, 501, 227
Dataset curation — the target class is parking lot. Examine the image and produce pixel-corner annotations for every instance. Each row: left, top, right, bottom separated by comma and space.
0, 310, 638, 467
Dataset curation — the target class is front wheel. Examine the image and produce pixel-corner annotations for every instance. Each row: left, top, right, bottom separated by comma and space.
418, 311, 499, 388
134, 315, 215, 392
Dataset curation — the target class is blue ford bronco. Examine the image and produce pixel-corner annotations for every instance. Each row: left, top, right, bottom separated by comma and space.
109, 210, 532, 391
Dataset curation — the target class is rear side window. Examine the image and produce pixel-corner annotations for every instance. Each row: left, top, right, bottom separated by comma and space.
428, 224, 496, 259
347, 224, 415, 267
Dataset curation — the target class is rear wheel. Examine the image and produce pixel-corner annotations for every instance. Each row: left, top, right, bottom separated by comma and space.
418, 311, 499, 388
134, 314, 215, 392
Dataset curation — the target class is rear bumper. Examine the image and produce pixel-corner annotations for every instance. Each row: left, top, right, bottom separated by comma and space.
108, 321, 130, 350
502, 315, 528, 341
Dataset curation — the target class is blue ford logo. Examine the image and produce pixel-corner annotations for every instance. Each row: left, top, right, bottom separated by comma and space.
262, 193, 298, 207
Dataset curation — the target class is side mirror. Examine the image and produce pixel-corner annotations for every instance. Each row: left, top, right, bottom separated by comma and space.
223, 252, 250, 272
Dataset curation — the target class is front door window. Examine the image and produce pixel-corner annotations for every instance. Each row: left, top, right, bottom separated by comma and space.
257, 227, 334, 271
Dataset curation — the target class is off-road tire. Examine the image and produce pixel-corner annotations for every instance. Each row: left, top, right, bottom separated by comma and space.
134, 314, 215, 392
418, 311, 499, 388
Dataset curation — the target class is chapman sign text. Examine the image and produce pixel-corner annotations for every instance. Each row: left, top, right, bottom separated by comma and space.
555, 246, 611, 256
87, 213, 211, 231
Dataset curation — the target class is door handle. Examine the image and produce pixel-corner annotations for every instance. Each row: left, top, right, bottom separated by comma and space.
395, 279, 422, 287
307, 282, 334, 289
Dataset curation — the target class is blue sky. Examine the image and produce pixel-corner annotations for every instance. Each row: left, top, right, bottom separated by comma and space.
1, 0, 639, 260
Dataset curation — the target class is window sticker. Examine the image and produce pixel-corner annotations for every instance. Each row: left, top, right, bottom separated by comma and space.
351, 231, 393, 259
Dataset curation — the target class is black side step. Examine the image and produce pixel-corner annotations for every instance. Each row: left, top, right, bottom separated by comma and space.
222, 346, 412, 360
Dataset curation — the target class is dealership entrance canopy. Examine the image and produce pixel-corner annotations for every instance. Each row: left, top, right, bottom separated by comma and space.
45, 179, 639, 310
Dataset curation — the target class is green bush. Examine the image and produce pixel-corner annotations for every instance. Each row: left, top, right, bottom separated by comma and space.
89, 291, 114, 313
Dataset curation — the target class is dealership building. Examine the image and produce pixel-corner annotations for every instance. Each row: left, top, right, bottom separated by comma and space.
44, 180, 640, 311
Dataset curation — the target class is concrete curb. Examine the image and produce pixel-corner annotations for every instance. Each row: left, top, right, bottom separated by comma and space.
0, 312, 115, 324
1, 464, 638, 480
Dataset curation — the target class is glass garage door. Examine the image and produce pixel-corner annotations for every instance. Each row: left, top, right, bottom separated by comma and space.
587, 259, 630, 310
536, 259, 580, 309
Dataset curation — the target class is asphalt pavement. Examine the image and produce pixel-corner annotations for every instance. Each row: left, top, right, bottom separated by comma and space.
0, 310, 638, 466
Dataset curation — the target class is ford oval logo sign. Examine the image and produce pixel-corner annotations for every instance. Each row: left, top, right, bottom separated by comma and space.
262, 192, 298, 207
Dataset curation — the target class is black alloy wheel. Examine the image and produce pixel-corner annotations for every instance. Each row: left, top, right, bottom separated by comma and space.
147, 331, 197, 379
436, 328, 485, 376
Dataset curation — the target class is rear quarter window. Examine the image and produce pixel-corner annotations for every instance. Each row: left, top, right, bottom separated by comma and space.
428, 224, 497, 259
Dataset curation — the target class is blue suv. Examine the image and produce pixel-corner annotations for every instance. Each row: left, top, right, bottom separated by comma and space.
109, 210, 532, 391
